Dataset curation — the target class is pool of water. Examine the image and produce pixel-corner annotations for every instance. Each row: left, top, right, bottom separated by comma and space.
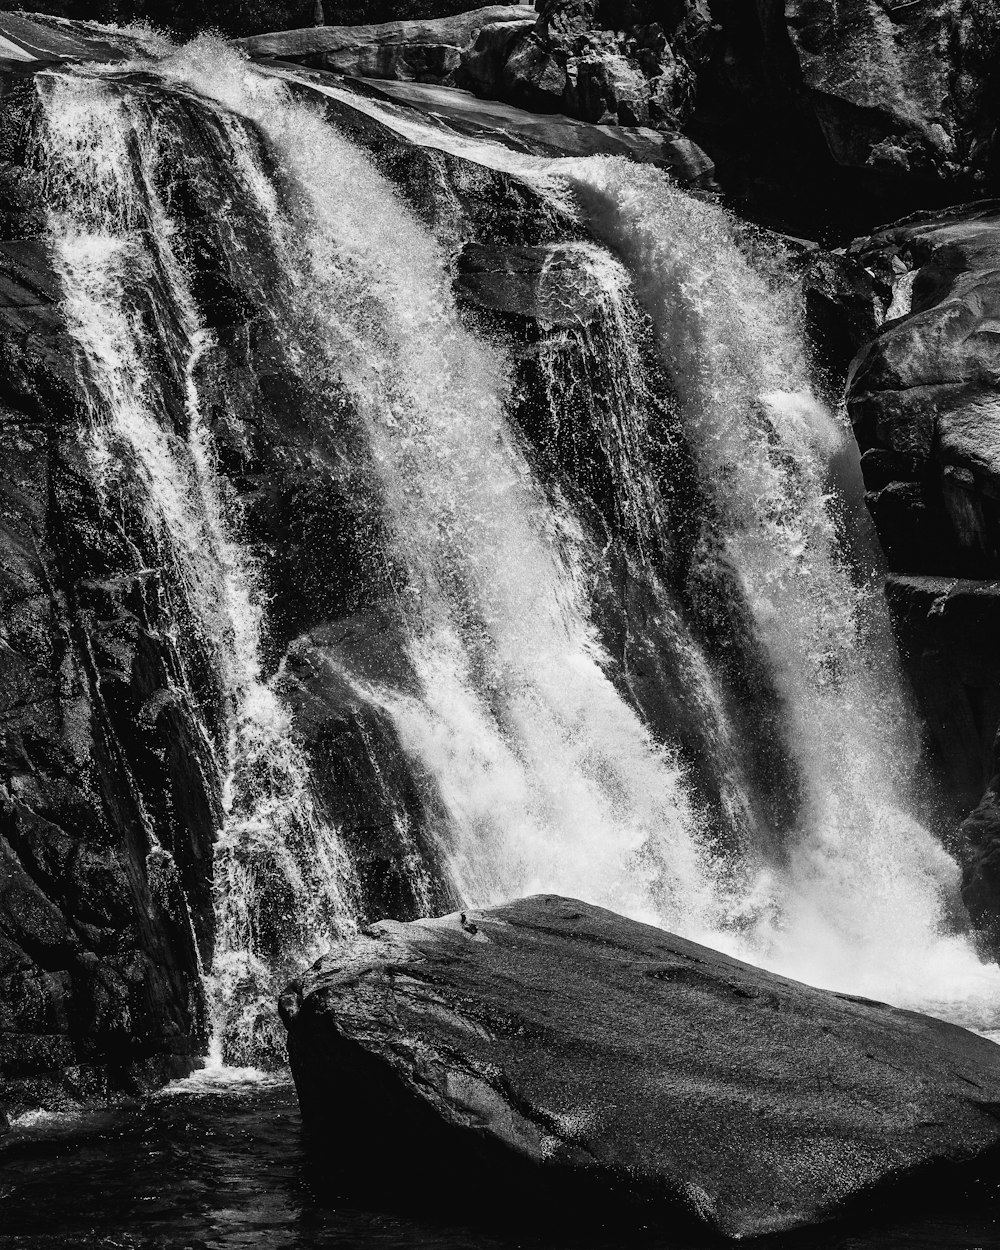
1, 1074, 999, 1250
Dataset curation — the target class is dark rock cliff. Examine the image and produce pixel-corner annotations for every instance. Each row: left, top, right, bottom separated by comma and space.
0, 83, 217, 1124
488, 0, 1000, 236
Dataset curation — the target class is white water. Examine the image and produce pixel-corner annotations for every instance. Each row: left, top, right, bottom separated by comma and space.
555, 162, 987, 1014
199, 60, 1000, 1027
35, 45, 1000, 1040
36, 68, 359, 1065
158, 40, 727, 941
531, 241, 765, 848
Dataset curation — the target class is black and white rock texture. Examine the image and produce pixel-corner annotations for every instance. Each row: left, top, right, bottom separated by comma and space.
837, 204, 1000, 943
848, 202, 1000, 581
0, 72, 227, 1123
242, 2, 1000, 235
5, 0, 1000, 1133
280, 894, 1000, 1241
235, 5, 533, 80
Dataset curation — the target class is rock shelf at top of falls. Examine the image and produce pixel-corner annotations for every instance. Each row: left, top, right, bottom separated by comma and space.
279, 895, 1000, 1242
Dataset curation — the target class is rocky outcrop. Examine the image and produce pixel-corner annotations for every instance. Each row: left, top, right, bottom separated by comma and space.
229, 1, 1000, 236
847, 202, 1000, 579
281, 895, 1000, 1241
886, 578, 1000, 814
237, 6, 714, 182
235, 6, 533, 81
347, 77, 715, 181
457, 0, 1000, 235
796, 247, 882, 392
0, 12, 156, 65
699, 0, 999, 233
458, 0, 705, 129
883, 577, 1000, 949
777, 0, 998, 185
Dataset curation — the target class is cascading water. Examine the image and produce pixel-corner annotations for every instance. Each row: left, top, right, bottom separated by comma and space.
263, 70, 1000, 1025
561, 164, 981, 1009
35, 66, 359, 1065
32, 39, 1000, 1062
159, 41, 727, 939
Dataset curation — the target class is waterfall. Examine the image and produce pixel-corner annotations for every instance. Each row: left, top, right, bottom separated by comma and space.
269, 72, 1000, 1024
36, 67, 359, 1066
33, 40, 1000, 1056
159, 40, 728, 939
558, 163, 981, 1009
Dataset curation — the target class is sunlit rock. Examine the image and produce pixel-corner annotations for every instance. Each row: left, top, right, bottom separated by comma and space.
234, 5, 533, 81
848, 201, 1000, 577
780, 0, 997, 183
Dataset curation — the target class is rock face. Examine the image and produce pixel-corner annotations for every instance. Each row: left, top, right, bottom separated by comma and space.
0, 12, 159, 64
778, 0, 998, 184
460, 0, 705, 129
884, 577, 1000, 948
848, 203, 1000, 580
229, 2, 1000, 236
351, 77, 716, 181
0, 83, 214, 1123
280, 895, 1000, 1241
842, 203, 1000, 947
464, 0, 1000, 235
235, 6, 533, 80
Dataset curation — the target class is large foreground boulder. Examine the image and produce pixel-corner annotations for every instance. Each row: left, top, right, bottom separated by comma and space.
280, 895, 1000, 1241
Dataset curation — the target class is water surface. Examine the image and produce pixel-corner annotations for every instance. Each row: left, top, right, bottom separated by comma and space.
2, 1076, 999, 1250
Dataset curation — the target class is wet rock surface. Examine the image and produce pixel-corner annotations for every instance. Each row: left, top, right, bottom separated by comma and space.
839, 203, 1000, 948
281, 894, 1000, 1241
0, 12, 157, 64
0, 84, 215, 1123
885, 577, 1000, 946
848, 202, 1000, 580
244, 1, 1000, 237
348, 77, 716, 180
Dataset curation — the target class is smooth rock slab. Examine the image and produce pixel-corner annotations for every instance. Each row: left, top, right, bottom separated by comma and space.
235, 7, 531, 80
355, 78, 715, 181
280, 895, 1000, 1240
